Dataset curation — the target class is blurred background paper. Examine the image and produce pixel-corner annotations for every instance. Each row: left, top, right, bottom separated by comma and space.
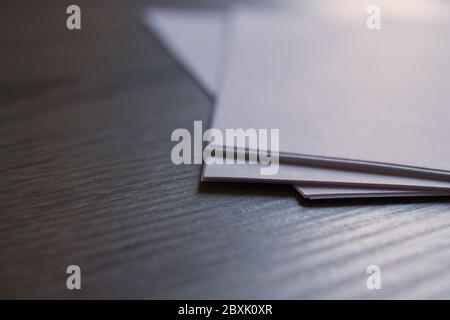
145, 8, 223, 96
143, 6, 450, 199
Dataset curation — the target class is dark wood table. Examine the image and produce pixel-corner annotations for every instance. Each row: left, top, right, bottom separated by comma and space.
2, 0, 450, 299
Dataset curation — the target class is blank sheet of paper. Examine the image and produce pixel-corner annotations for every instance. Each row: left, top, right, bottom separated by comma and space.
212, 5, 450, 176
144, 6, 450, 198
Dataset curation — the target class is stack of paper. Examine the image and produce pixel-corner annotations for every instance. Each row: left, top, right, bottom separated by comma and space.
143, 0, 450, 199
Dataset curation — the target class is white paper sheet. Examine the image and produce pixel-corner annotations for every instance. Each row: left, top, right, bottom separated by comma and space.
212, 4, 450, 176
297, 185, 448, 200
143, 6, 450, 198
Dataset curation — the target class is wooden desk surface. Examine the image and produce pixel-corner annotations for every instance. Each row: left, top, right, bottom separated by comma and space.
2, 0, 450, 299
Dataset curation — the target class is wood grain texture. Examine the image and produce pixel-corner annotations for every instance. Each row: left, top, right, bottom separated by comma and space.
1, 0, 450, 299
